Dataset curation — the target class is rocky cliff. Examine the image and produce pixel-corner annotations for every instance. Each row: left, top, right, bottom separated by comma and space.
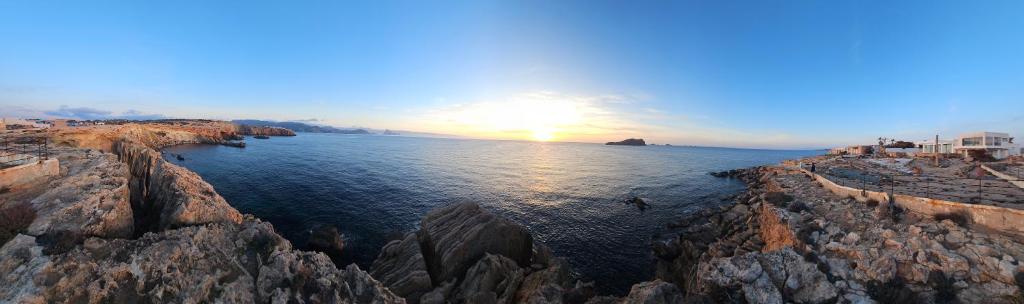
235, 125, 297, 137
0, 123, 400, 303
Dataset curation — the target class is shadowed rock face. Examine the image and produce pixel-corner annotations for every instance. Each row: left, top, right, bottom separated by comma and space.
114, 139, 243, 235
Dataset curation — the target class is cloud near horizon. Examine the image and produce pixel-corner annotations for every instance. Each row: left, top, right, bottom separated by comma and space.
42, 105, 167, 120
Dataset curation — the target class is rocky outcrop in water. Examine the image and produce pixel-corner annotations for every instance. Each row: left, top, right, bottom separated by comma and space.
605, 138, 646, 146
308, 224, 346, 264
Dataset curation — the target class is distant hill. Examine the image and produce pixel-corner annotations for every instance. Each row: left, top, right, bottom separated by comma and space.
232, 120, 370, 134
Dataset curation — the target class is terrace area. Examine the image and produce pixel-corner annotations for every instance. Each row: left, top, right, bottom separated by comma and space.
806, 156, 1024, 208
0, 131, 57, 190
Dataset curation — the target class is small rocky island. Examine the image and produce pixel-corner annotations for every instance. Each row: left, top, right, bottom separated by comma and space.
605, 138, 646, 146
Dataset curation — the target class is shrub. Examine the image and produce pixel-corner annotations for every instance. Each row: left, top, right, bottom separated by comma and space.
787, 201, 810, 213
0, 203, 36, 246
867, 279, 917, 303
934, 212, 970, 228
38, 230, 85, 255
763, 192, 794, 206
928, 271, 958, 304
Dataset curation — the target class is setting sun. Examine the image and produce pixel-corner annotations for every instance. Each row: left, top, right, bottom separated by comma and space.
426, 93, 591, 142
531, 128, 555, 141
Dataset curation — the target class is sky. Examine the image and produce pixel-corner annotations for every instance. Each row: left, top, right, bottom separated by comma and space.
1, 1, 1023, 148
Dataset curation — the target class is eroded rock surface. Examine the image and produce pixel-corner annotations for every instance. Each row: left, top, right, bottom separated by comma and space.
655, 166, 1024, 303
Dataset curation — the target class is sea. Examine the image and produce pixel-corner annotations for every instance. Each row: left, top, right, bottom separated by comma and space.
162, 133, 821, 294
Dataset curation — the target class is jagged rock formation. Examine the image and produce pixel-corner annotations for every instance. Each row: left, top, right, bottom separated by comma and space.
235, 125, 297, 137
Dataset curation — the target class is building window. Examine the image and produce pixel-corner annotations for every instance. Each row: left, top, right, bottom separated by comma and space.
962, 137, 982, 146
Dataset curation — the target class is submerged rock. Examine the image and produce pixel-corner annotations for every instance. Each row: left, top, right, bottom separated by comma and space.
307, 224, 346, 264
627, 197, 649, 211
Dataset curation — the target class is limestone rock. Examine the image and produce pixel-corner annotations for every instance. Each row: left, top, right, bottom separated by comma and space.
28, 152, 134, 239
0, 234, 50, 302
618, 280, 685, 304
371, 233, 433, 302
513, 254, 571, 303
701, 248, 837, 304
456, 253, 524, 303
416, 202, 534, 285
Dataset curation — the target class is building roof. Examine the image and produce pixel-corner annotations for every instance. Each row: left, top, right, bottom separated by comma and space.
957, 131, 1010, 138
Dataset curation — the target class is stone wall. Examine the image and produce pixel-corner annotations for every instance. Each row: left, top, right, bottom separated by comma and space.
802, 168, 1024, 235
0, 158, 58, 188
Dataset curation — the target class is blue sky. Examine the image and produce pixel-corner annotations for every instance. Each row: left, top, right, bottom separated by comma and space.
2, 1, 1022, 148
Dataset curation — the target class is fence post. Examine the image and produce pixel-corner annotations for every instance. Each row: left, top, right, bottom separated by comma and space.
925, 176, 930, 198
977, 178, 982, 203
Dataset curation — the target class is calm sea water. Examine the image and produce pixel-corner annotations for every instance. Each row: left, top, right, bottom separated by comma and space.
162, 134, 820, 294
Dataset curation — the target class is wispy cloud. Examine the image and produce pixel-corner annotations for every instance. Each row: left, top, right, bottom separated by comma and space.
43, 105, 166, 120
44, 106, 112, 120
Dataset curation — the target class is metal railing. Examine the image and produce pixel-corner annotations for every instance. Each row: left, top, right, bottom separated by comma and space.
993, 165, 1024, 181
812, 166, 1024, 205
0, 134, 50, 168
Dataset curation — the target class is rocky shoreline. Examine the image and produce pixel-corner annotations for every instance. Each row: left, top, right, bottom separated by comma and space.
3, 122, 1024, 303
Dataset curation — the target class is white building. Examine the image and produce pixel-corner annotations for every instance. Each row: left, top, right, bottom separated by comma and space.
0, 118, 50, 129
917, 139, 954, 154
953, 131, 1018, 160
